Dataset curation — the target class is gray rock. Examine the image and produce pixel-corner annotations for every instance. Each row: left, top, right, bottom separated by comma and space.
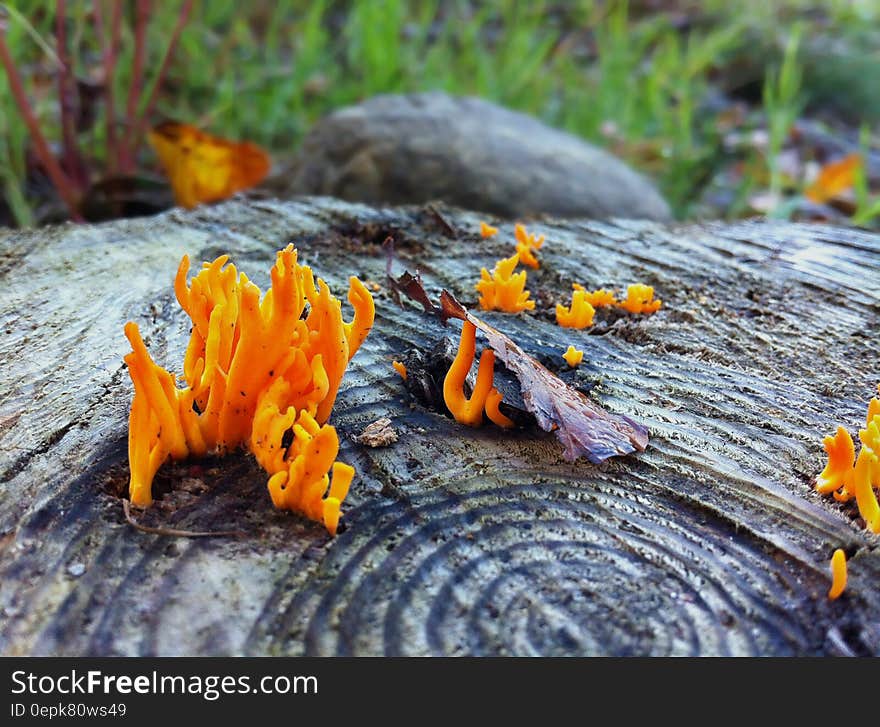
289, 92, 672, 221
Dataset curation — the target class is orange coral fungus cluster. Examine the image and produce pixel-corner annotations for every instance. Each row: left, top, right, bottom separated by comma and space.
124, 244, 374, 535
556, 283, 661, 328
443, 321, 514, 429
514, 223, 544, 269
618, 284, 662, 314
556, 284, 596, 329
473, 223, 544, 312
476, 253, 535, 313
815, 387, 880, 534
392, 360, 407, 380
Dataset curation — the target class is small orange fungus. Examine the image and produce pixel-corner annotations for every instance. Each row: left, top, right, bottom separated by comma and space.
393, 360, 407, 380
618, 284, 662, 314
476, 253, 535, 313
480, 221, 499, 238
443, 321, 514, 429
815, 386, 880, 535
556, 284, 596, 329
563, 346, 584, 368
584, 288, 617, 308
815, 426, 856, 496
148, 121, 271, 209
124, 245, 374, 535
514, 223, 544, 269
828, 549, 847, 600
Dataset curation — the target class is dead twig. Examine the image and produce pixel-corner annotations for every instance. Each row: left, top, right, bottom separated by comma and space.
424, 203, 457, 237
122, 499, 246, 539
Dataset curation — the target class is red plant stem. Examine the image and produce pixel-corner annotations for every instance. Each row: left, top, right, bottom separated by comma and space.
94, 0, 122, 174
55, 0, 88, 188
0, 28, 82, 220
129, 0, 194, 160
121, 0, 150, 173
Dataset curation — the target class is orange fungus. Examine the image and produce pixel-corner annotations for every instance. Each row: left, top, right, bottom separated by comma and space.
443, 321, 514, 429
475, 253, 535, 313
124, 245, 374, 535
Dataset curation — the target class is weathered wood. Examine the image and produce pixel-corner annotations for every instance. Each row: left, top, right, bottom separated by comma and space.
0, 198, 878, 656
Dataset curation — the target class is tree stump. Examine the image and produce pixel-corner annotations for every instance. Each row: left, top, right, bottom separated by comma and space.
1, 198, 877, 656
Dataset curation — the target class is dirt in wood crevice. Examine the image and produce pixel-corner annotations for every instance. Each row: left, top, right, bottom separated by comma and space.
321, 218, 426, 255
99, 452, 282, 540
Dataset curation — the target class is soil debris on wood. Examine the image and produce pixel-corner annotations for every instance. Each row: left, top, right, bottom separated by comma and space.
353, 418, 399, 448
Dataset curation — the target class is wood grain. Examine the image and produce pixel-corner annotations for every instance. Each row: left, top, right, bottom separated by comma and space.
0, 198, 877, 656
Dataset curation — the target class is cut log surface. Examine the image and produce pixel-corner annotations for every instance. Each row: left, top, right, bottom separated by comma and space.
0, 197, 878, 656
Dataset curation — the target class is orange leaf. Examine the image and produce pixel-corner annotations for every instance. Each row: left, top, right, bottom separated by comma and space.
148, 121, 271, 209
805, 153, 862, 204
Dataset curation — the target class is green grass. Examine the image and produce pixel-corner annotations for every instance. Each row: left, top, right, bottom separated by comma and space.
763, 22, 803, 202
1, 0, 878, 225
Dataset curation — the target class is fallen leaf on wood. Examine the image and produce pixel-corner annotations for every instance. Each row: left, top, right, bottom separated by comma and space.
439, 291, 649, 463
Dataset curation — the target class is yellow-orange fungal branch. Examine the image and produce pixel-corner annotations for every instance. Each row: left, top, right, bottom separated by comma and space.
829, 549, 847, 600
584, 288, 617, 308
125, 322, 195, 507
124, 244, 374, 534
392, 361, 407, 380
486, 388, 515, 429
815, 426, 855, 496
476, 253, 535, 313
854, 416, 880, 533
480, 221, 499, 238
444, 321, 513, 429
256, 405, 353, 537
344, 276, 375, 359
563, 345, 584, 368
853, 448, 880, 533
514, 223, 544, 269
867, 393, 880, 427
619, 284, 662, 314
556, 284, 596, 329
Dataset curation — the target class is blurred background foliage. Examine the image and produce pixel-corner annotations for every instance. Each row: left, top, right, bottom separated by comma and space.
1, 0, 879, 226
